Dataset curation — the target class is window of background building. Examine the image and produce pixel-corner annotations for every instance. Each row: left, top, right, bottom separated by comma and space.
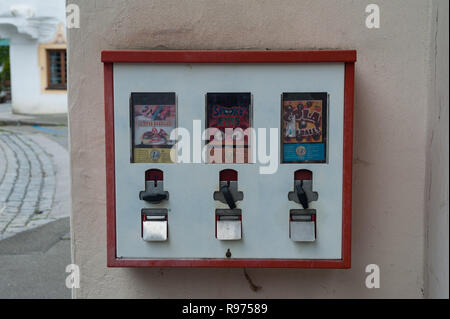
46, 49, 67, 90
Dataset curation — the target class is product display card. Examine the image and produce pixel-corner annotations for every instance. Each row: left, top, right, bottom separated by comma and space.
281, 92, 328, 163
130, 92, 177, 163
206, 92, 252, 164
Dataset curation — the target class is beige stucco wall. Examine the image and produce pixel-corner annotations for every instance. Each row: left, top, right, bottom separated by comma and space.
425, 0, 449, 299
68, 0, 446, 298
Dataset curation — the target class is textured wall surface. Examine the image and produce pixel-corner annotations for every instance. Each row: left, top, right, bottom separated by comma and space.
425, 0, 449, 299
68, 0, 442, 298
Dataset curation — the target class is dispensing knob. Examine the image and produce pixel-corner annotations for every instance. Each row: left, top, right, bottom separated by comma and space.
139, 169, 169, 204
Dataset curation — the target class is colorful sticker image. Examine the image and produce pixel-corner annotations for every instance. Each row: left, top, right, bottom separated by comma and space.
282, 100, 323, 143
206, 93, 251, 147
134, 104, 176, 146
130, 92, 177, 163
281, 93, 328, 163
206, 93, 252, 164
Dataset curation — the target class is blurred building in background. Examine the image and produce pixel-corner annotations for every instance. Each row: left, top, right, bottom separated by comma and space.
0, 0, 67, 114
0, 38, 10, 103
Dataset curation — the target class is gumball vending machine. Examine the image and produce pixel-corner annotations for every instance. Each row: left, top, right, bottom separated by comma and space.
102, 50, 356, 268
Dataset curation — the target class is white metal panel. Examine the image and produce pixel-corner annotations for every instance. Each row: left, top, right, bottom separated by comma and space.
113, 63, 344, 259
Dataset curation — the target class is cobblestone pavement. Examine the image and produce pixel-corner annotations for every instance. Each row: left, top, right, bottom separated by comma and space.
0, 131, 56, 240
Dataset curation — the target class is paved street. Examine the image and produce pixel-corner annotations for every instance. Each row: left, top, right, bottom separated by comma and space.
0, 131, 56, 239
0, 217, 70, 298
0, 120, 71, 298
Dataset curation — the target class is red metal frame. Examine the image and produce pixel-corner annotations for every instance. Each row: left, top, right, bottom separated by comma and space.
102, 50, 356, 268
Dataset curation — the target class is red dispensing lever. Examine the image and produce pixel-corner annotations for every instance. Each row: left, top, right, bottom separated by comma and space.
139, 169, 169, 203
